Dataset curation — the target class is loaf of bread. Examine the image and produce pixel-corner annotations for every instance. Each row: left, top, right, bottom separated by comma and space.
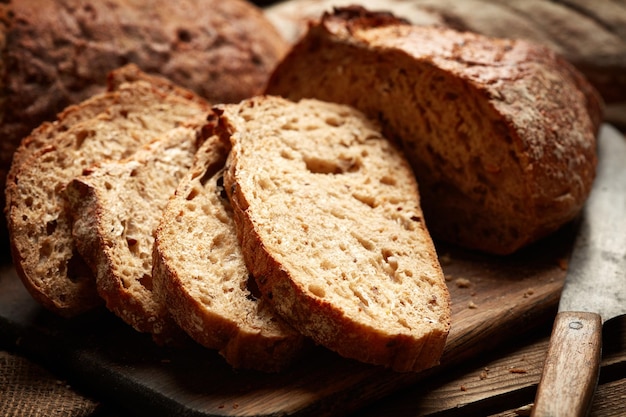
266, 7, 603, 255
65, 126, 206, 343
5, 69, 211, 317
0, 0, 287, 245
152, 128, 305, 371
264, 0, 626, 105
221, 96, 451, 372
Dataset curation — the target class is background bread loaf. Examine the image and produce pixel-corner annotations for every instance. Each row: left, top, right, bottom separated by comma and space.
0, 0, 287, 247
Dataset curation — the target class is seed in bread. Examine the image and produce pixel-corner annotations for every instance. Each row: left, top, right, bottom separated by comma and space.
222, 96, 451, 372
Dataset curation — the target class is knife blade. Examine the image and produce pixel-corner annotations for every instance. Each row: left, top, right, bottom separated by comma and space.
531, 125, 626, 417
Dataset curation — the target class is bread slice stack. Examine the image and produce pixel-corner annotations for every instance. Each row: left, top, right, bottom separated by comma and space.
6, 64, 451, 371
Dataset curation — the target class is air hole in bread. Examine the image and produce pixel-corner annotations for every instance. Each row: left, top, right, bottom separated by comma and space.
304, 155, 359, 174
46, 219, 57, 235
245, 274, 261, 301
351, 231, 375, 251
177, 28, 192, 43
320, 258, 335, 271
280, 148, 296, 160
324, 116, 344, 127
397, 317, 411, 329
308, 283, 326, 298
215, 174, 228, 199
380, 175, 396, 186
66, 250, 91, 284
139, 273, 153, 291
186, 188, 199, 201
74, 130, 90, 149
381, 249, 398, 271
126, 237, 138, 254
352, 191, 376, 208
39, 240, 53, 258
350, 286, 369, 307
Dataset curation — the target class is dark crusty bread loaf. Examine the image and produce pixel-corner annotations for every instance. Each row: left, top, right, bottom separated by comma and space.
222, 96, 451, 372
65, 126, 206, 342
266, 7, 602, 255
6, 72, 210, 317
0, 0, 287, 245
152, 129, 305, 371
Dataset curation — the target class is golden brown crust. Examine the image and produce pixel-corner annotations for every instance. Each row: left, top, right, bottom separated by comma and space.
266, 7, 602, 254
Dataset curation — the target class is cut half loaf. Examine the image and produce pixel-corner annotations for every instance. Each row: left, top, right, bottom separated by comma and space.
6, 72, 210, 317
153, 129, 305, 371
221, 96, 451, 372
266, 6, 603, 255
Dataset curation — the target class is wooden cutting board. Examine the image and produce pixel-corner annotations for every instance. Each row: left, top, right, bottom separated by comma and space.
0, 223, 574, 417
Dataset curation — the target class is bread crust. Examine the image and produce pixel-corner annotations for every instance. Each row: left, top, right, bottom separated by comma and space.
266, 7, 602, 254
222, 96, 451, 372
265, 0, 626, 104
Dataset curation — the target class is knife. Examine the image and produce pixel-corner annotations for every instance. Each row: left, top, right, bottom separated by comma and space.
531, 125, 626, 417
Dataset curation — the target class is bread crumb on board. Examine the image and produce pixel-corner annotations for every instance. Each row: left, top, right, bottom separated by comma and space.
468, 300, 478, 309
439, 252, 453, 266
455, 277, 472, 288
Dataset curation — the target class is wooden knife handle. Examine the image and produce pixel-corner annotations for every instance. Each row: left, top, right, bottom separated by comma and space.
531, 311, 602, 417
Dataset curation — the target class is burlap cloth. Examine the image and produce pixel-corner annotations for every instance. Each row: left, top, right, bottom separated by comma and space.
0, 350, 101, 417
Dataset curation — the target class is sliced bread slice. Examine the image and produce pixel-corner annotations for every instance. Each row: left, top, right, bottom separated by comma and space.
221, 96, 451, 372
65, 125, 206, 342
153, 129, 305, 371
6, 76, 210, 317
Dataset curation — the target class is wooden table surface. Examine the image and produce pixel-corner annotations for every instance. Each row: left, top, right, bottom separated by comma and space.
358, 317, 626, 417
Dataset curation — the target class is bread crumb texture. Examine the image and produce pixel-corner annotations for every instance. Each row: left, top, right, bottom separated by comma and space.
223, 96, 451, 372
